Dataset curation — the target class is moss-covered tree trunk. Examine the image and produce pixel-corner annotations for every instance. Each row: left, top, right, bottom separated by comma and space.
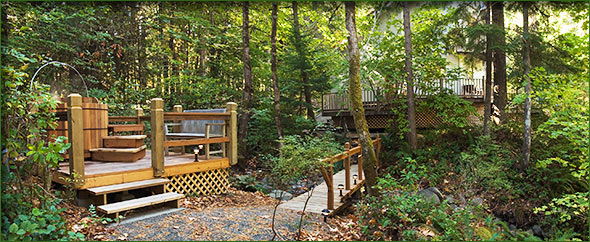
239, 1, 253, 167
271, 2, 284, 147
403, 2, 417, 151
521, 2, 532, 171
345, 1, 378, 196
492, 1, 507, 123
484, 2, 493, 136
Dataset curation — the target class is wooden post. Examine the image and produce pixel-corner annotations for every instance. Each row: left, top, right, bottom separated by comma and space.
376, 134, 381, 169
67, 94, 85, 186
358, 154, 363, 181
151, 98, 165, 177
344, 142, 351, 190
226, 102, 238, 165
326, 166, 334, 210
172, 105, 184, 154
135, 106, 144, 124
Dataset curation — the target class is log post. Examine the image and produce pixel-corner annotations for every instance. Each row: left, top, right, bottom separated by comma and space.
226, 102, 238, 165
67, 94, 85, 186
344, 142, 351, 190
326, 166, 334, 210
151, 98, 165, 177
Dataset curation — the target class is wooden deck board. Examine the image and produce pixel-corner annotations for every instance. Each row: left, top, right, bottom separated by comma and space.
279, 164, 364, 214
87, 178, 170, 195
57, 150, 219, 176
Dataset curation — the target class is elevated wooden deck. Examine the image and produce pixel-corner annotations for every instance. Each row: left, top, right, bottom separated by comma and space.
54, 150, 229, 189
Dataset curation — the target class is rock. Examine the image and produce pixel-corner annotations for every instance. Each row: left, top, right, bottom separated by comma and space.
269, 190, 293, 201
532, 225, 543, 237
470, 197, 483, 206
418, 187, 443, 204
509, 224, 517, 234
446, 196, 455, 204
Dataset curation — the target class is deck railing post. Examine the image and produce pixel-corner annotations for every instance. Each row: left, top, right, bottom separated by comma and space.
135, 106, 144, 124
67, 94, 85, 187
344, 142, 351, 190
151, 98, 165, 177
376, 135, 381, 169
226, 102, 238, 165
172, 105, 184, 154
358, 154, 363, 181
327, 166, 334, 210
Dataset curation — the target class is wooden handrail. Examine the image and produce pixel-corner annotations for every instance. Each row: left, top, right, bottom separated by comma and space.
320, 135, 381, 210
164, 112, 230, 121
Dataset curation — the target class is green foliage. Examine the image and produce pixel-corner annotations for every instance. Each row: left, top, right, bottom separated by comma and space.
263, 134, 342, 190
358, 169, 486, 241
229, 175, 264, 193
1, 188, 84, 241
418, 89, 478, 131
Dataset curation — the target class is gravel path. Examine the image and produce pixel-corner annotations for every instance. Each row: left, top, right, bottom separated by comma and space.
109, 205, 324, 241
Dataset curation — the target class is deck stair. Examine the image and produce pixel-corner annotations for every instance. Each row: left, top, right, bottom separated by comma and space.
90, 145, 147, 162
86, 178, 184, 218
97, 192, 184, 218
108, 124, 145, 134
103, 135, 146, 148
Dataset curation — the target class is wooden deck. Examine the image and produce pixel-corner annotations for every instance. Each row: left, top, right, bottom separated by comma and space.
279, 164, 364, 215
54, 150, 230, 189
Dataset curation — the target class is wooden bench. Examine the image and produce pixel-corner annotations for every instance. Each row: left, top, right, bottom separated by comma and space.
165, 108, 226, 159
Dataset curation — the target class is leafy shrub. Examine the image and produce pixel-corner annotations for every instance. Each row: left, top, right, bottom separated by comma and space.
229, 174, 264, 193
358, 171, 488, 241
263, 134, 342, 191
1, 191, 84, 241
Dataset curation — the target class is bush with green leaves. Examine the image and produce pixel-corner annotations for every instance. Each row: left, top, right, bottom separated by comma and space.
1, 189, 84, 241
263, 134, 342, 192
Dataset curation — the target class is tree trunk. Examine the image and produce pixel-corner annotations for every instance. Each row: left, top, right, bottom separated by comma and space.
492, 1, 507, 123
345, 1, 378, 197
292, 2, 315, 121
521, 2, 532, 171
271, 2, 284, 147
483, 2, 493, 136
403, 2, 417, 151
239, 1, 254, 167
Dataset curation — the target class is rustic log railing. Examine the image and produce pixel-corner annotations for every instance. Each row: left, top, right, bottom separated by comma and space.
64, 94, 238, 186
320, 135, 381, 210
322, 78, 485, 111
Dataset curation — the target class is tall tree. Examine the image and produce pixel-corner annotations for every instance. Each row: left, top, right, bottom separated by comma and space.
271, 2, 284, 147
492, 1, 507, 123
239, 1, 254, 166
483, 2, 493, 135
292, 1, 315, 121
345, 1, 378, 196
521, 2, 532, 171
402, 2, 417, 150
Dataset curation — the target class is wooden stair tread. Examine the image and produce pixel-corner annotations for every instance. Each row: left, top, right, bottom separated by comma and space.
97, 192, 184, 214
87, 178, 170, 195
103, 135, 147, 140
90, 145, 146, 153
108, 124, 144, 128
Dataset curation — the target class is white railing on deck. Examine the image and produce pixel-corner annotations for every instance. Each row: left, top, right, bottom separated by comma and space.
322, 78, 484, 111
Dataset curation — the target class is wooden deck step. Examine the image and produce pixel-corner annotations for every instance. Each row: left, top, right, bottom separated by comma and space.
90, 145, 146, 162
108, 124, 145, 133
97, 192, 184, 215
87, 178, 170, 195
103, 135, 146, 148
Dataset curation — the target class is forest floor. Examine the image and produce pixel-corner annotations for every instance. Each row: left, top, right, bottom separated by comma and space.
66, 188, 362, 241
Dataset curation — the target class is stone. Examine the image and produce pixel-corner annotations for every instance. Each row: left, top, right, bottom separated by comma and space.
269, 190, 293, 201
470, 197, 483, 206
418, 187, 443, 204
532, 225, 543, 237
